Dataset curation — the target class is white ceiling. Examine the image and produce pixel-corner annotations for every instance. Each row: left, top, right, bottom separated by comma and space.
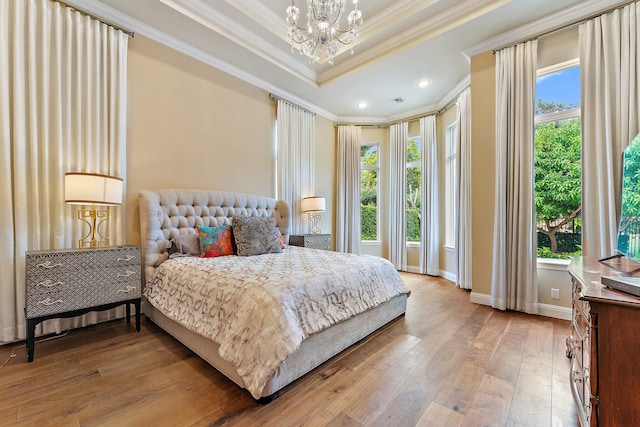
66, 0, 630, 121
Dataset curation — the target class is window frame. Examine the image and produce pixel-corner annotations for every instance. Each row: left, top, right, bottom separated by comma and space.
534, 59, 581, 260
360, 142, 380, 242
445, 123, 457, 249
406, 136, 421, 245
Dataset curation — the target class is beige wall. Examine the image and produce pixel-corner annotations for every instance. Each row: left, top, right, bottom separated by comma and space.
470, 50, 497, 297
124, 36, 335, 246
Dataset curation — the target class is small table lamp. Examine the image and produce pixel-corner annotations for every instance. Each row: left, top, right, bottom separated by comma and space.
301, 196, 325, 234
65, 172, 123, 249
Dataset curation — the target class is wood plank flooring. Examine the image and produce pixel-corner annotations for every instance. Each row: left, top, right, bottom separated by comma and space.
0, 273, 578, 426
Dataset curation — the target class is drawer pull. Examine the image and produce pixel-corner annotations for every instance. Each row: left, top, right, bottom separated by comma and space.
117, 270, 135, 278
37, 298, 63, 306
37, 261, 62, 269
117, 255, 135, 262
116, 286, 136, 294
37, 280, 63, 288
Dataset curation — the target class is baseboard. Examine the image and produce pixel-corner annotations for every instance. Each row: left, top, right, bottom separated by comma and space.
470, 292, 492, 306
469, 292, 571, 321
440, 270, 457, 283
538, 303, 572, 321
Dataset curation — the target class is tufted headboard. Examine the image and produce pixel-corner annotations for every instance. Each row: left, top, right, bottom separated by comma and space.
138, 189, 290, 284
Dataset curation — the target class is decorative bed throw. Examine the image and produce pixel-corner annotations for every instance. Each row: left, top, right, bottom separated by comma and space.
144, 246, 409, 399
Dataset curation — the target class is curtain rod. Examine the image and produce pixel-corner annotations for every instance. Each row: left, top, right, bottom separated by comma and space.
269, 94, 315, 115
492, 0, 635, 54
52, 0, 135, 38
335, 123, 389, 128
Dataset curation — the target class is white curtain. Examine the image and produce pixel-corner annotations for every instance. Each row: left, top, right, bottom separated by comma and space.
419, 116, 439, 275
336, 125, 362, 254
581, 2, 640, 258
276, 99, 315, 235
491, 40, 538, 314
0, 0, 129, 343
455, 87, 473, 289
389, 122, 408, 271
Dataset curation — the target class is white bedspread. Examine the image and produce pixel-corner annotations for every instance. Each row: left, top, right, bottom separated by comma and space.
144, 246, 408, 398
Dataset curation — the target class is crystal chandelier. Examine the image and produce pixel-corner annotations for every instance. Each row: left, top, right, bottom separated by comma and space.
286, 0, 363, 65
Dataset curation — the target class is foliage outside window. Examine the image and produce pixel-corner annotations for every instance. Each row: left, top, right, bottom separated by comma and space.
406, 138, 421, 242
619, 134, 640, 257
445, 123, 457, 247
535, 65, 582, 259
361, 143, 379, 241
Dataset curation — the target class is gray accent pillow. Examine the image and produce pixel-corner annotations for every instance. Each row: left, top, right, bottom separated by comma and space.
232, 216, 283, 256
168, 233, 200, 257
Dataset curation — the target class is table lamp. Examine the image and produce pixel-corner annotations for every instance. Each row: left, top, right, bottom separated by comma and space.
65, 172, 123, 248
301, 196, 325, 234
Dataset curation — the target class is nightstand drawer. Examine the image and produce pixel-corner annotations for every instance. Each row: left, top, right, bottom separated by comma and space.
289, 234, 332, 250
26, 267, 141, 317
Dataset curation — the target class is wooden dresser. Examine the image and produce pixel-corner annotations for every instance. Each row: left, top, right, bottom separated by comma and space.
567, 257, 640, 426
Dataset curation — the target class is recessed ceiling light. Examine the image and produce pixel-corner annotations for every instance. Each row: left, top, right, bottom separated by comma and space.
418, 80, 430, 88
357, 102, 368, 109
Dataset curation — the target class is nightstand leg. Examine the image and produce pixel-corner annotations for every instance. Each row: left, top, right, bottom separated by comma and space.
26, 319, 36, 362
134, 299, 141, 332
125, 303, 131, 324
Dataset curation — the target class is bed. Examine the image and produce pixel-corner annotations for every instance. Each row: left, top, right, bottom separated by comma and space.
139, 189, 409, 401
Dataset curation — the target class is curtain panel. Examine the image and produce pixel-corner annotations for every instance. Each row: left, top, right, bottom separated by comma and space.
0, 0, 128, 343
336, 125, 362, 254
491, 40, 538, 314
389, 122, 408, 271
580, 1, 640, 258
276, 100, 316, 235
455, 87, 472, 289
419, 116, 439, 275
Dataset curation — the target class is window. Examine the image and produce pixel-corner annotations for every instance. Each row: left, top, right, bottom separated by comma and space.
406, 137, 421, 242
534, 63, 581, 259
361, 143, 379, 241
445, 123, 457, 247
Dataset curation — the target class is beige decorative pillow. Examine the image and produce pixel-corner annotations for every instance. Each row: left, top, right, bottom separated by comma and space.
168, 233, 200, 257
232, 216, 282, 256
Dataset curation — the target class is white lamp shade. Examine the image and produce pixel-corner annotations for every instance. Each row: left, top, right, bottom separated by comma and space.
65, 172, 123, 206
301, 196, 325, 212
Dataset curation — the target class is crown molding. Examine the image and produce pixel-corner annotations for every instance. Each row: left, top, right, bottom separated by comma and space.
463, 0, 631, 59
227, 0, 441, 66
336, 74, 471, 123
318, 0, 511, 87
62, 0, 336, 119
59, 1, 470, 124
158, 0, 318, 86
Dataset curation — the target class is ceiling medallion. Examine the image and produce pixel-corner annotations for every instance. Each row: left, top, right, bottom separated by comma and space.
286, 0, 363, 65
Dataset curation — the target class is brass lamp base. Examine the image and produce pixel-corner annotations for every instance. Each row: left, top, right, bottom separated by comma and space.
77, 206, 110, 249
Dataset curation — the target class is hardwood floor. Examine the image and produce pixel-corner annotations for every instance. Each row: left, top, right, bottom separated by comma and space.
0, 273, 578, 426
